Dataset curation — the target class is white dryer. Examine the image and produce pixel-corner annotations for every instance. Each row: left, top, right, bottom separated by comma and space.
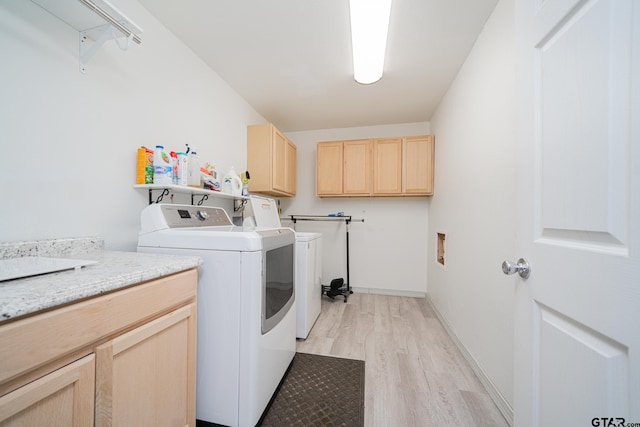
245, 196, 322, 339
137, 204, 296, 426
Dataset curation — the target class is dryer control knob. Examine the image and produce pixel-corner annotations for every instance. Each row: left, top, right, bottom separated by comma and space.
196, 210, 209, 221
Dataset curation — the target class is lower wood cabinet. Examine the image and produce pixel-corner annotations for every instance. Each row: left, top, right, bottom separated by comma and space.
95, 303, 197, 427
0, 355, 95, 426
0, 269, 197, 427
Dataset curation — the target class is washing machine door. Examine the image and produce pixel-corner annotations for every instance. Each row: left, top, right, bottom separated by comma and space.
262, 241, 295, 334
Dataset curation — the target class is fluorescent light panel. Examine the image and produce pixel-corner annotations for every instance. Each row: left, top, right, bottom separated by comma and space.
349, 0, 392, 85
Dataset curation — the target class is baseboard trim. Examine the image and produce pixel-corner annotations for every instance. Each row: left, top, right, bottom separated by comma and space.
425, 294, 514, 426
350, 287, 426, 299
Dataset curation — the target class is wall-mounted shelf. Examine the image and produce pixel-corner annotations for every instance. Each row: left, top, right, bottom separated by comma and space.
134, 184, 248, 205
31, 0, 143, 73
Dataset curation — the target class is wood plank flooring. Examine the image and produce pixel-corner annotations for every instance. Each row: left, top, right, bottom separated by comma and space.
296, 293, 509, 427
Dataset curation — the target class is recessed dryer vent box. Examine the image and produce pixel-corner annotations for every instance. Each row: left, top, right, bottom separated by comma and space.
437, 232, 446, 267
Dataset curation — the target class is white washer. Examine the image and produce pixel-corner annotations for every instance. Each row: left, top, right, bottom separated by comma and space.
137, 204, 296, 427
244, 196, 322, 339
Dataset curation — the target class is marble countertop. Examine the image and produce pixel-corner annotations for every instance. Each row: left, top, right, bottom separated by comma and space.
0, 243, 201, 323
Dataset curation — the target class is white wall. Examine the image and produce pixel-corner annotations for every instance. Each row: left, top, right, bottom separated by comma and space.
427, 0, 516, 418
282, 122, 430, 296
2, 0, 515, 414
0, 0, 264, 250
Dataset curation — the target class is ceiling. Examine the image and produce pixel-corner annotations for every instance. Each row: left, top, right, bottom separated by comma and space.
138, 0, 499, 132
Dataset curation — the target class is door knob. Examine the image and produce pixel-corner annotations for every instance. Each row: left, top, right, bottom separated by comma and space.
502, 258, 531, 279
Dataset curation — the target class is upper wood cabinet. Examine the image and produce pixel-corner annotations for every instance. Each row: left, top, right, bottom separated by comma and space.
247, 123, 297, 197
403, 135, 434, 195
373, 138, 402, 195
285, 139, 297, 195
343, 140, 371, 195
317, 140, 371, 196
317, 135, 434, 197
316, 141, 343, 195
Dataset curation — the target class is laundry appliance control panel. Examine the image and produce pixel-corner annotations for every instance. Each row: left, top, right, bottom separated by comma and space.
139, 204, 234, 234
161, 205, 232, 228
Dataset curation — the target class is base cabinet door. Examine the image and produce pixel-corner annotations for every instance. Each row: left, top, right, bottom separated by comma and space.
95, 303, 197, 427
0, 355, 95, 427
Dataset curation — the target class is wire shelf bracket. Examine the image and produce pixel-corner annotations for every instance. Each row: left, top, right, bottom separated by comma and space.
31, 0, 143, 73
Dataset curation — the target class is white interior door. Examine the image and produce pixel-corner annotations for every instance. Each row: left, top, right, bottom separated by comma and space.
514, 0, 639, 426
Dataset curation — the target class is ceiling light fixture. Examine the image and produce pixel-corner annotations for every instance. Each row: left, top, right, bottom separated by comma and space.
349, 0, 392, 85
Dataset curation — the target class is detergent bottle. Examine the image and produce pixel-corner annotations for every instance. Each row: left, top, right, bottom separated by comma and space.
176, 152, 188, 186
153, 145, 172, 185
222, 166, 242, 195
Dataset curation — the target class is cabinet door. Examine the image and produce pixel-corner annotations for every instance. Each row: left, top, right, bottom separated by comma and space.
95, 303, 197, 427
285, 139, 297, 195
0, 355, 95, 426
316, 142, 344, 195
343, 140, 371, 195
373, 138, 402, 194
247, 123, 273, 194
272, 127, 287, 192
403, 135, 434, 195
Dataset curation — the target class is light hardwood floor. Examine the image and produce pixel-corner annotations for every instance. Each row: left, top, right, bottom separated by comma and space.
296, 293, 509, 427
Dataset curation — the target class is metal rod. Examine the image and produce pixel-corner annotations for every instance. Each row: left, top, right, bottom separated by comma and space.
78, 0, 142, 44
345, 220, 350, 296
286, 215, 364, 223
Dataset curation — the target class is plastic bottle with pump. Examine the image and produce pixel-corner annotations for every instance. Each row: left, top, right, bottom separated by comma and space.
186, 144, 200, 188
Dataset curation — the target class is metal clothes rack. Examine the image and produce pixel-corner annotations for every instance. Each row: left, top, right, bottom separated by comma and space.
287, 215, 364, 303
